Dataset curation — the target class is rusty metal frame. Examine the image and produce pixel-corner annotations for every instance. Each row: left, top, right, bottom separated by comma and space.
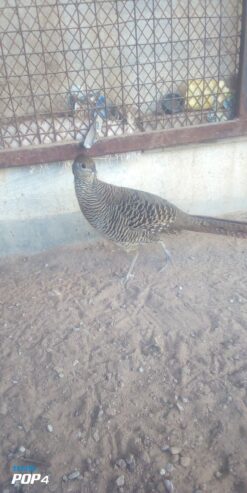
0, 1, 247, 169
0, 118, 246, 168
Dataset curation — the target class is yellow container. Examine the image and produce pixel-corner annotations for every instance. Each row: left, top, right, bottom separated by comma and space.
186, 79, 230, 110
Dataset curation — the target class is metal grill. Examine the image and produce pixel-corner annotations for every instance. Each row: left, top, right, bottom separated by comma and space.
0, 0, 243, 153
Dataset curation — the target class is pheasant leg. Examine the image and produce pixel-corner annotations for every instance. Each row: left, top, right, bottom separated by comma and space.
159, 241, 172, 272
122, 251, 139, 285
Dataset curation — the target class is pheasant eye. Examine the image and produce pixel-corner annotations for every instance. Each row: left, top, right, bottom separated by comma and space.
81, 163, 86, 169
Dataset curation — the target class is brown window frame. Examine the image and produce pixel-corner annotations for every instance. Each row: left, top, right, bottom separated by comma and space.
0, 1, 247, 169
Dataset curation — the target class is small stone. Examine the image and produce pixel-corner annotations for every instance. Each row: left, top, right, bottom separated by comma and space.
161, 445, 170, 452
180, 456, 191, 468
126, 454, 136, 472
47, 424, 53, 433
116, 475, 125, 487
139, 366, 144, 373
176, 402, 184, 412
54, 367, 64, 376
170, 446, 182, 455
58, 373, 64, 379
160, 468, 166, 476
166, 463, 174, 473
19, 446, 25, 453
143, 435, 151, 447
116, 459, 127, 470
141, 450, 151, 464
68, 470, 80, 480
164, 479, 174, 492
93, 430, 100, 442
215, 471, 222, 479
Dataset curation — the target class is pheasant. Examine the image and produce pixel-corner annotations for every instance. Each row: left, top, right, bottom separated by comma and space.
72, 156, 247, 282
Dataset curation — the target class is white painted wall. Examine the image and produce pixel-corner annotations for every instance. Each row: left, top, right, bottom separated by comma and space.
1, 137, 247, 256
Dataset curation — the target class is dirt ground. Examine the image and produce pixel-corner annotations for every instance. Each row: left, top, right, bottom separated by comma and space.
1, 232, 247, 493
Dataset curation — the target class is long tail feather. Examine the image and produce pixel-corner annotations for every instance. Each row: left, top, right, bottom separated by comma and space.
184, 215, 247, 238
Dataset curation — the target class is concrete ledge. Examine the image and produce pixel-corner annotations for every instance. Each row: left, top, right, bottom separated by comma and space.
0, 213, 100, 257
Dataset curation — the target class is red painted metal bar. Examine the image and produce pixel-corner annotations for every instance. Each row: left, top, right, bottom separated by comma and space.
0, 118, 247, 168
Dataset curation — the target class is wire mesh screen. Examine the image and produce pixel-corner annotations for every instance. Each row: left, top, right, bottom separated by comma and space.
0, 0, 243, 150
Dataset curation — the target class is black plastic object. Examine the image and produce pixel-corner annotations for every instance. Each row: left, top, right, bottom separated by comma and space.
161, 92, 185, 114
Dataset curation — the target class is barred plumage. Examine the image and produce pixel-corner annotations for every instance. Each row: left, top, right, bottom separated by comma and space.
72, 157, 247, 247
